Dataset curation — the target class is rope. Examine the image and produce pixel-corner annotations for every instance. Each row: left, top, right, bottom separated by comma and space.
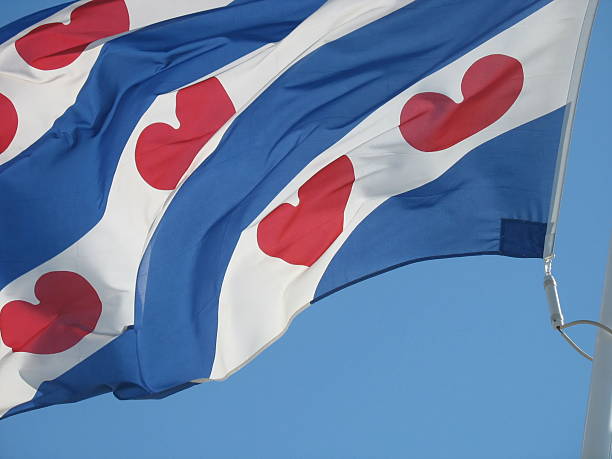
543, 260, 612, 362
557, 320, 612, 362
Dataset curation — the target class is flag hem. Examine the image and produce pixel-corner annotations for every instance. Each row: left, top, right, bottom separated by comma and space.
543, 0, 601, 259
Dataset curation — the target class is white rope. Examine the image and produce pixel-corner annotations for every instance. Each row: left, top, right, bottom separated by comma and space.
544, 260, 612, 362
557, 320, 612, 362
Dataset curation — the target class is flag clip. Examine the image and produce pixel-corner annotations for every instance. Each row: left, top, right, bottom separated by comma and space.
543, 256, 564, 329
545, 256, 612, 362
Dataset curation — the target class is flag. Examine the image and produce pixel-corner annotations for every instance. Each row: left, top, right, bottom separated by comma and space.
0, 0, 596, 418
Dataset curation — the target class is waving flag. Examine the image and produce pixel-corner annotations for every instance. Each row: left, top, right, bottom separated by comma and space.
0, 0, 597, 418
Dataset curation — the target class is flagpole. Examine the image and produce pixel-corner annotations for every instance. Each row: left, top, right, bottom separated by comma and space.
581, 233, 612, 459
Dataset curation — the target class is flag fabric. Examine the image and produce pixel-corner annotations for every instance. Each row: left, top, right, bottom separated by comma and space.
0, 0, 595, 418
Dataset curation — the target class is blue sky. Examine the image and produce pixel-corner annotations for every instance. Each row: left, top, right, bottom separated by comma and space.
0, 2, 610, 458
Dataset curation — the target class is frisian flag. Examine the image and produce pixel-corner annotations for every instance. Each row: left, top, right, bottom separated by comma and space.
0, 0, 597, 418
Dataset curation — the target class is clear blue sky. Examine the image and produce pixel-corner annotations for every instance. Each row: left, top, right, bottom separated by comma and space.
0, 2, 610, 458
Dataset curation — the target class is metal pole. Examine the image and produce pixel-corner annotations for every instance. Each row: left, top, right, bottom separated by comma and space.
582, 233, 612, 459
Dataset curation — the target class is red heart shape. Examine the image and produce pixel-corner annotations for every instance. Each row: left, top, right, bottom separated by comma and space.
135, 77, 236, 190
257, 155, 355, 267
0, 93, 18, 154
15, 0, 130, 71
0, 271, 102, 355
400, 54, 524, 152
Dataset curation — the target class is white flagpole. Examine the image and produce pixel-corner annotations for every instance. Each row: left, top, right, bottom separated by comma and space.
582, 233, 612, 459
